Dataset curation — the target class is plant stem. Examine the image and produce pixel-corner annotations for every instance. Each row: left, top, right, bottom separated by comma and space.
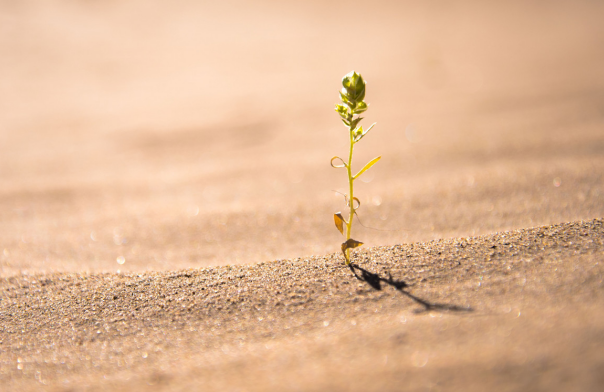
345, 122, 355, 263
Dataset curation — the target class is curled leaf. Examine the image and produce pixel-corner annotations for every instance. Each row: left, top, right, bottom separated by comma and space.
345, 196, 360, 209
334, 212, 345, 235
330, 156, 347, 168
341, 238, 364, 264
353, 156, 381, 180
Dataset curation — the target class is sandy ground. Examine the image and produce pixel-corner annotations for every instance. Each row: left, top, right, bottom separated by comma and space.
1, 0, 604, 390
2, 220, 603, 391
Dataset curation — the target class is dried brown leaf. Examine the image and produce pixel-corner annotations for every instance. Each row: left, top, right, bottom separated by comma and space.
334, 212, 345, 235
341, 238, 364, 263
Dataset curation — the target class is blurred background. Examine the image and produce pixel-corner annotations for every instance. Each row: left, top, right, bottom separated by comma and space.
1, 0, 603, 276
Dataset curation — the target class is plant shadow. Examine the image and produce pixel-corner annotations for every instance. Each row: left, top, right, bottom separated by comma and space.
349, 264, 472, 314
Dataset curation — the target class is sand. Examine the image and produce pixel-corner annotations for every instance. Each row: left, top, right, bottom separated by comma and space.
2, 219, 603, 391
1, 1, 604, 391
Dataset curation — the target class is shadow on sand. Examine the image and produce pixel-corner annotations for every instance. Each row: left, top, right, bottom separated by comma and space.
349, 264, 472, 314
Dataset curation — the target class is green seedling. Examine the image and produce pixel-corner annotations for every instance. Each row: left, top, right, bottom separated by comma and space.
332, 71, 380, 264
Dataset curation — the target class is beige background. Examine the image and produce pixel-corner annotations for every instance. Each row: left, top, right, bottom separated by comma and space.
1, 1, 604, 391
2, 0, 603, 276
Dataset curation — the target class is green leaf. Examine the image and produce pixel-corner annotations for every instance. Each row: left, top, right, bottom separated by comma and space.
353, 101, 367, 114
335, 103, 348, 115
339, 91, 349, 104
342, 73, 353, 89
354, 73, 364, 88
334, 212, 345, 235
341, 118, 350, 127
350, 118, 363, 130
364, 122, 376, 134
352, 126, 363, 142
355, 83, 366, 101
354, 122, 376, 142
353, 156, 381, 180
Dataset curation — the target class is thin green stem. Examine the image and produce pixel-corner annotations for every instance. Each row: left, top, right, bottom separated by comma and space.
345, 119, 355, 263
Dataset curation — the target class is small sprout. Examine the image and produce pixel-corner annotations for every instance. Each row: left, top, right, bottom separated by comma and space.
332, 70, 382, 264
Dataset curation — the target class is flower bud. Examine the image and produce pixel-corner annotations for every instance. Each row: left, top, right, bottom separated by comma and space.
336, 71, 370, 130
341, 71, 366, 102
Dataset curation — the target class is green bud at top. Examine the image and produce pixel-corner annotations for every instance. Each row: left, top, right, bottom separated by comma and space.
342, 71, 363, 91
341, 71, 366, 103
336, 70, 370, 130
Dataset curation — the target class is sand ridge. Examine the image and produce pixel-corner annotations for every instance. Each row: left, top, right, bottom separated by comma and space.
2, 219, 603, 391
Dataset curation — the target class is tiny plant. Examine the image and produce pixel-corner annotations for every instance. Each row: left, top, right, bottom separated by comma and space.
332, 71, 380, 264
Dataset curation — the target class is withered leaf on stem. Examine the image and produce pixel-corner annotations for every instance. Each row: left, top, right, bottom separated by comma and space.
334, 212, 345, 235
341, 238, 364, 263
330, 156, 347, 168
